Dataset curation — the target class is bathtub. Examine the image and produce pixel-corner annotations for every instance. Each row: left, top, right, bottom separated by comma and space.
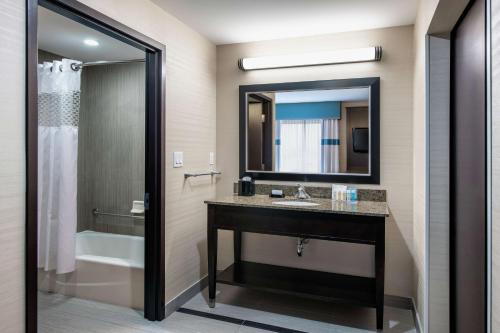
38, 231, 144, 309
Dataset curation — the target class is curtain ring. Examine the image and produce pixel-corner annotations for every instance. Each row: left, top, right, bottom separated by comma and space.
50, 64, 63, 72
70, 63, 81, 71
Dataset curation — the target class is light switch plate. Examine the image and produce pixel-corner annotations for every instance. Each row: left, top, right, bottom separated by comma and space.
173, 151, 183, 168
209, 152, 215, 165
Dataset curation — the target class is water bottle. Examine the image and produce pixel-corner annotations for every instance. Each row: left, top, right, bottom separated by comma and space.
351, 187, 358, 202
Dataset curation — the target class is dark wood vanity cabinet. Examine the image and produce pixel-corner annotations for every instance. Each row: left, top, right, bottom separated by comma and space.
206, 204, 386, 330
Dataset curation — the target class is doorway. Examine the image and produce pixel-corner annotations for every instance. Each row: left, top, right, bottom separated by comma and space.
247, 93, 273, 171
26, 0, 166, 332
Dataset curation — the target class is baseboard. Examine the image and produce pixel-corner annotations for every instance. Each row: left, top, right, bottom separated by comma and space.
384, 294, 413, 310
385, 295, 422, 332
386, 294, 422, 332
410, 297, 423, 333
165, 275, 208, 317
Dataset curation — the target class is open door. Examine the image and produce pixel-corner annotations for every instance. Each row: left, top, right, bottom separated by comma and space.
451, 0, 487, 331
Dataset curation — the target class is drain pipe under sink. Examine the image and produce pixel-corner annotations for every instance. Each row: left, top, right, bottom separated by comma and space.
297, 238, 309, 256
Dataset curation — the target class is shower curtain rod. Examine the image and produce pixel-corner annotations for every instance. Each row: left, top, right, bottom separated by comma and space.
70, 59, 145, 71
45, 59, 145, 72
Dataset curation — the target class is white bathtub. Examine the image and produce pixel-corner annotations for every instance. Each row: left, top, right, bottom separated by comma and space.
38, 231, 144, 309
76, 230, 144, 268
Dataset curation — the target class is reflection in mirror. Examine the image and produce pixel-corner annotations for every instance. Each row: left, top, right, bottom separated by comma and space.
247, 94, 273, 171
246, 87, 370, 175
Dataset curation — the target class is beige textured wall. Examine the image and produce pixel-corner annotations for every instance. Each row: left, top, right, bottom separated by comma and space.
413, 1, 469, 330
412, 0, 439, 328
77, 0, 216, 302
428, 35, 450, 333
0, 0, 26, 332
216, 26, 415, 298
0, 1, 215, 329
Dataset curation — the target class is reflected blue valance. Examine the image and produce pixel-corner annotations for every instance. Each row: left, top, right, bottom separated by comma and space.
276, 101, 341, 120
321, 138, 340, 145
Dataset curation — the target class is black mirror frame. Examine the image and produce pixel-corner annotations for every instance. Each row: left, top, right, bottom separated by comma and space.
239, 77, 380, 184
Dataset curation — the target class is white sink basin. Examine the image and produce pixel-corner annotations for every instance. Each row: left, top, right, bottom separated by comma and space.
272, 201, 320, 207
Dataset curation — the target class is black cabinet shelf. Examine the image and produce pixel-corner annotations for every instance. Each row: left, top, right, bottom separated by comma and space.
217, 261, 376, 308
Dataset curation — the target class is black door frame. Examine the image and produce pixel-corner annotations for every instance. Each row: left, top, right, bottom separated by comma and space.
26, 0, 166, 331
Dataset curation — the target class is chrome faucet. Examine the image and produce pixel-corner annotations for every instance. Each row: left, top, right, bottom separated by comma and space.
295, 184, 311, 200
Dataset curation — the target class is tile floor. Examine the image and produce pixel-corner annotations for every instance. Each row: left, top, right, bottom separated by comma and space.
38, 285, 416, 332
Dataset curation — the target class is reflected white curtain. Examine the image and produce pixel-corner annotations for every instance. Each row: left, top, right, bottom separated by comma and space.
321, 119, 340, 173
37, 59, 82, 274
278, 120, 322, 173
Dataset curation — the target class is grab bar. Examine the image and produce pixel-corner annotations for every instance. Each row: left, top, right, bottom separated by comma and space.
184, 171, 221, 179
92, 208, 144, 220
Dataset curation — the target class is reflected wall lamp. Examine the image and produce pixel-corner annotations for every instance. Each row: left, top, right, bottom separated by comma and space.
238, 46, 382, 71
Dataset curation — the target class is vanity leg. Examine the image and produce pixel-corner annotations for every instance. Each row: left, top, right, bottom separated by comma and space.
375, 223, 385, 330
234, 230, 242, 264
207, 206, 218, 308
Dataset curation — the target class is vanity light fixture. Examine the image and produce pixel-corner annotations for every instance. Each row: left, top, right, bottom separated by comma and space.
83, 39, 99, 47
238, 46, 382, 71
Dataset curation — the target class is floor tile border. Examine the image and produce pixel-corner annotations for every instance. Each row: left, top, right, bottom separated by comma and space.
177, 308, 307, 333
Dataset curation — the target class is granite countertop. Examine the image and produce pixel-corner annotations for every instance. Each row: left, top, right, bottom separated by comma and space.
205, 195, 389, 217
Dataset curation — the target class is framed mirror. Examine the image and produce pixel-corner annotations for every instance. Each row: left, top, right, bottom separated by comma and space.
239, 78, 380, 184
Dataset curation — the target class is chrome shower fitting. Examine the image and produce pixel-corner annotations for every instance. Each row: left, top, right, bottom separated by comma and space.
295, 184, 311, 200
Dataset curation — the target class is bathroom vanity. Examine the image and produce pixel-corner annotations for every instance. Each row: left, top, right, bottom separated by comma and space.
205, 195, 389, 330
207, 77, 387, 329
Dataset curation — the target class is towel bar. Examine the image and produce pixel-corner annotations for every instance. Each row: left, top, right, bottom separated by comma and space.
92, 208, 144, 220
184, 171, 221, 179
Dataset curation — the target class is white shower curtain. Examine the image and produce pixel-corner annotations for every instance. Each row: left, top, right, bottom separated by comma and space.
278, 119, 322, 173
321, 119, 340, 173
37, 59, 82, 274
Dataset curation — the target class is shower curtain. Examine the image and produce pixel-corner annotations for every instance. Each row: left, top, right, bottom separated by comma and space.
321, 119, 340, 173
37, 59, 82, 274
277, 119, 322, 173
